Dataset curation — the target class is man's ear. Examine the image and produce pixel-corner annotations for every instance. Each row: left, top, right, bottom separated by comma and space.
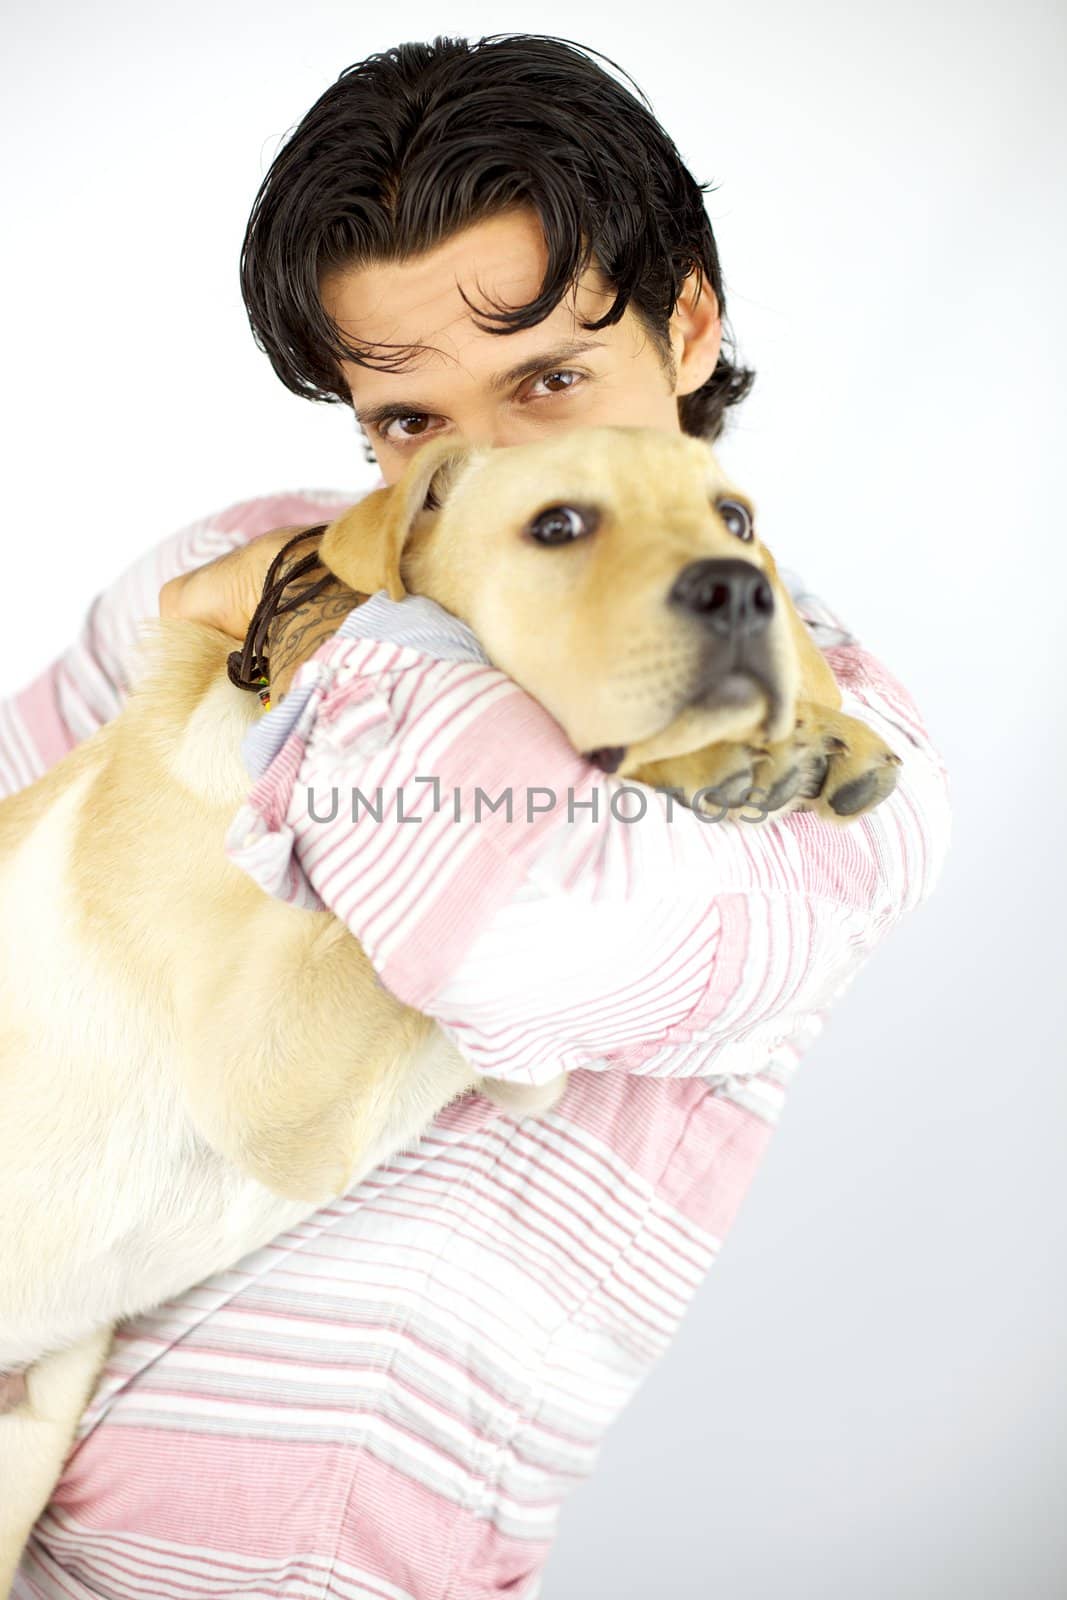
671, 268, 722, 398
319, 438, 473, 600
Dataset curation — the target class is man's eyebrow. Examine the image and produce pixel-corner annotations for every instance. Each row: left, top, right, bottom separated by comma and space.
352, 339, 607, 428
486, 338, 607, 393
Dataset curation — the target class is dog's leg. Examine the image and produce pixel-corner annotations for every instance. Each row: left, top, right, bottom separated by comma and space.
630, 700, 902, 826
0, 1324, 114, 1597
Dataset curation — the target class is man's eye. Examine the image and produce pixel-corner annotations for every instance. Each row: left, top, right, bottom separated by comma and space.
529, 369, 583, 397
380, 414, 438, 444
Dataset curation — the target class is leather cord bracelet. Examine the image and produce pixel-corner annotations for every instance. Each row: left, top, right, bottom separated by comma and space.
225, 525, 335, 706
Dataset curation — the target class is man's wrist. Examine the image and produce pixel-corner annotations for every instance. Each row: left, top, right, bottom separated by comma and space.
264, 567, 364, 702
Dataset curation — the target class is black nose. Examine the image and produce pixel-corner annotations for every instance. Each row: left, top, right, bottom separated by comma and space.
668, 558, 774, 639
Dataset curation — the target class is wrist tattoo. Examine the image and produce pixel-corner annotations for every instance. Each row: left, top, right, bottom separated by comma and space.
265, 554, 363, 696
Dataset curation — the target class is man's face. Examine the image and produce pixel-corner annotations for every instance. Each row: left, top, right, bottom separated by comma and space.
319, 207, 723, 485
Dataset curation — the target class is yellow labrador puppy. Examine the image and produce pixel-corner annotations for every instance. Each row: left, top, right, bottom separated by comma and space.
0, 425, 899, 1588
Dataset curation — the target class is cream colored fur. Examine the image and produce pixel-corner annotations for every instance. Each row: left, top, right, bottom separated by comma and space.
0, 427, 899, 1591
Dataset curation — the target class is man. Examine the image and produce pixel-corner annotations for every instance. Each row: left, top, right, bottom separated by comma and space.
4, 34, 950, 1599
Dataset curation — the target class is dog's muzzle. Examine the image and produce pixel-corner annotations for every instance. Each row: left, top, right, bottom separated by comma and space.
582, 562, 783, 771
669, 558, 782, 726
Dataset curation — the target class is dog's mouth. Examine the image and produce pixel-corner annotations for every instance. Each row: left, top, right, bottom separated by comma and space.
687, 625, 785, 723
691, 665, 784, 730
583, 743, 629, 773
693, 669, 764, 713
579, 628, 789, 775
582, 669, 780, 775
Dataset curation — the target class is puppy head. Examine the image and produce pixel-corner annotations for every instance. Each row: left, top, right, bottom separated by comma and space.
319, 426, 799, 764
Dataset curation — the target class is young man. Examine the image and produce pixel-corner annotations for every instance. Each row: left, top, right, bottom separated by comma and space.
3, 35, 950, 1600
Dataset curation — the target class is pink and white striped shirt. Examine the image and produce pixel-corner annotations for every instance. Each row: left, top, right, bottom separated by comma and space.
5, 488, 951, 1600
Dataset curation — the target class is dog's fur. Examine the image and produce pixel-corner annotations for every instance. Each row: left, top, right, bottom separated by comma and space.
0, 427, 899, 1588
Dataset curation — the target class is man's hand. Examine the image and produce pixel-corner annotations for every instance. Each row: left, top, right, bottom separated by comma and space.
158, 526, 362, 702
158, 526, 311, 642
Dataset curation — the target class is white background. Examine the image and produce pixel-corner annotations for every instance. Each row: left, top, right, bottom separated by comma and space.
2, 2, 1065, 1595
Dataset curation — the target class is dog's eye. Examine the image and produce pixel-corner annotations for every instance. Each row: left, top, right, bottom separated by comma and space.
526, 505, 599, 545
716, 497, 754, 542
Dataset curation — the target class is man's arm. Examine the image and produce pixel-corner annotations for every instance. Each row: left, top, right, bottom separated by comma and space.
0, 489, 361, 798
225, 588, 952, 1088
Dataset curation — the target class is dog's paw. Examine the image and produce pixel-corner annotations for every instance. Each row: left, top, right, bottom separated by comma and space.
765, 705, 903, 824
740, 705, 903, 825
633, 704, 902, 827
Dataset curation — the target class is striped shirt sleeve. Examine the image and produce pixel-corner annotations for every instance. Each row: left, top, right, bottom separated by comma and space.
0, 488, 362, 798
224, 590, 952, 1088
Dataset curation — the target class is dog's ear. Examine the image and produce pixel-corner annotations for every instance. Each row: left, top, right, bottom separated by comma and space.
319, 439, 472, 601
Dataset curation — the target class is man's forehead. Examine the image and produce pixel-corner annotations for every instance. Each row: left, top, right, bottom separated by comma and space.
326, 280, 613, 374
319, 210, 617, 377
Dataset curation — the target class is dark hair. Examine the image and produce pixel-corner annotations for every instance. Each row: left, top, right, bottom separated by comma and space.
240, 33, 755, 442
